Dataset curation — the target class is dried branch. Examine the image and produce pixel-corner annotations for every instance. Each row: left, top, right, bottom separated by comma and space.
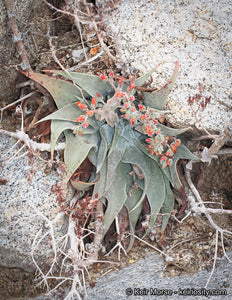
0, 129, 65, 152
0, 91, 35, 122
68, 50, 104, 71
4, 0, 32, 72
4, 0, 50, 97
105, 215, 127, 260
43, 0, 91, 24
185, 166, 232, 288
84, 4, 118, 62
193, 206, 232, 215
208, 126, 231, 156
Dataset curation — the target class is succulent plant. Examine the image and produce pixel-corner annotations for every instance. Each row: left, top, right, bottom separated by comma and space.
25, 62, 198, 250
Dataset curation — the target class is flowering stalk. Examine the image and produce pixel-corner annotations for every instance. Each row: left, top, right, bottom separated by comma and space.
74, 100, 96, 136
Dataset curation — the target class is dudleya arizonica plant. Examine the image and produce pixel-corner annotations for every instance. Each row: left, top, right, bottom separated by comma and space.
25, 61, 198, 250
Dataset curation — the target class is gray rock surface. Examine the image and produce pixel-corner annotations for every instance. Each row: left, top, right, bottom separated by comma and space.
0, 134, 71, 271
107, 0, 232, 132
26, 252, 232, 300
86, 252, 232, 300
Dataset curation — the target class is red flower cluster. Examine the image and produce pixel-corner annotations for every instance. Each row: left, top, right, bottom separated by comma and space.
75, 99, 96, 134
74, 72, 180, 166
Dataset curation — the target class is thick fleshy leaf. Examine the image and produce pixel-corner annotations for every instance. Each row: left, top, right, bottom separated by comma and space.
170, 144, 199, 190
103, 162, 131, 234
88, 147, 98, 167
122, 143, 166, 225
39, 103, 81, 123
62, 131, 98, 185
38, 103, 99, 129
143, 61, 179, 110
104, 123, 128, 191
108, 121, 124, 156
135, 68, 156, 88
93, 159, 107, 199
46, 70, 114, 99
50, 120, 75, 157
161, 176, 175, 231
105, 135, 127, 192
133, 136, 172, 183
158, 123, 191, 137
96, 124, 114, 173
125, 187, 144, 251
24, 72, 83, 109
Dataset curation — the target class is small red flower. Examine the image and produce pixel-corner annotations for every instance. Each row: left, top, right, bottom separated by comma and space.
131, 107, 136, 112
91, 97, 97, 106
76, 115, 85, 122
117, 92, 125, 98
109, 71, 114, 78
145, 138, 152, 143
129, 96, 135, 101
118, 78, 123, 85
153, 119, 158, 125
146, 125, 153, 136
76, 101, 87, 110
96, 92, 102, 98
87, 110, 93, 116
100, 74, 107, 81
156, 130, 160, 135
123, 103, 128, 109
141, 115, 146, 120
130, 118, 135, 126
166, 159, 172, 166
83, 121, 88, 128
171, 144, 177, 152
128, 84, 135, 91
175, 139, 181, 146
160, 156, 167, 162
138, 104, 145, 111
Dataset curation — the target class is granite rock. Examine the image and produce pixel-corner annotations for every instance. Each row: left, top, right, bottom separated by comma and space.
107, 0, 232, 133
0, 134, 72, 271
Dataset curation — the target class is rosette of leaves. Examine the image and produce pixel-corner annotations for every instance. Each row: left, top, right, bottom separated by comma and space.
25, 62, 198, 250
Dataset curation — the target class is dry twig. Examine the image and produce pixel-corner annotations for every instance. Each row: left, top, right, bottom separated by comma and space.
0, 129, 65, 152
4, 0, 32, 72
185, 167, 232, 288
